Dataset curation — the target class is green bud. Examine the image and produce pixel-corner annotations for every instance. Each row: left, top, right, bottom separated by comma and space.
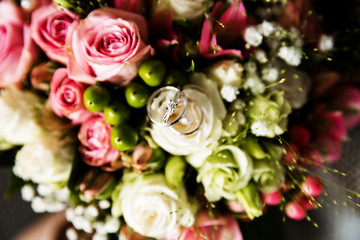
245, 136, 268, 159
235, 183, 263, 220
165, 156, 186, 188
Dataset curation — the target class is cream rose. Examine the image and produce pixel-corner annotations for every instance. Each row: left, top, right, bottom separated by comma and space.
0, 86, 43, 149
149, 86, 222, 156
154, 0, 210, 22
13, 131, 75, 184
112, 173, 195, 239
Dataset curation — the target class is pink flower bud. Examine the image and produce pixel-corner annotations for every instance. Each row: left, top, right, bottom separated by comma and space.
227, 201, 246, 213
289, 125, 310, 147
285, 202, 307, 220
295, 195, 317, 210
131, 143, 153, 172
79, 170, 114, 197
301, 176, 323, 197
263, 190, 282, 206
30, 62, 56, 91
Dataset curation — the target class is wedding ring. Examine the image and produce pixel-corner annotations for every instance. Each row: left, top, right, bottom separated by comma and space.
147, 86, 204, 135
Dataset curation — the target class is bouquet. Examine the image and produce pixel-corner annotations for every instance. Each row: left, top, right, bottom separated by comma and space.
1, 0, 360, 239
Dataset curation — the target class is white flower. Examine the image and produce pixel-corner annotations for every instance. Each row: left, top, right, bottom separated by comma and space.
319, 34, 334, 52
21, 185, 36, 202
65, 228, 78, 240
251, 120, 283, 138
0, 86, 43, 148
262, 67, 279, 82
112, 174, 195, 239
277, 46, 302, 66
243, 75, 265, 94
244, 26, 263, 47
258, 21, 275, 37
244, 61, 257, 73
255, 49, 268, 63
207, 60, 244, 87
221, 85, 239, 102
197, 145, 253, 202
154, 0, 209, 22
13, 131, 75, 184
149, 85, 222, 156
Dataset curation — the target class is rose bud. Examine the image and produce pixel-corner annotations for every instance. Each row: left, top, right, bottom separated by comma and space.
131, 143, 153, 172
301, 176, 324, 197
79, 170, 116, 199
262, 190, 282, 206
30, 62, 57, 92
295, 195, 318, 211
285, 201, 307, 220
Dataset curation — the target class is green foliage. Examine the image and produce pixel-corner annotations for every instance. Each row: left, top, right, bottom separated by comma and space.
53, 0, 111, 17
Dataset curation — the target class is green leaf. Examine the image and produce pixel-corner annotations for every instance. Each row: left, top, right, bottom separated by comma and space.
5, 173, 25, 198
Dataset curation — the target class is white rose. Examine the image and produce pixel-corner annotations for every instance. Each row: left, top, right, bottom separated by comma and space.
196, 145, 253, 202
154, 0, 210, 22
0, 86, 43, 148
13, 131, 75, 184
149, 86, 222, 156
112, 174, 195, 239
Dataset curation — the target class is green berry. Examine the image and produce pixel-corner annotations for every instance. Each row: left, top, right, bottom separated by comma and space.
138, 60, 166, 87
111, 124, 138, 151
104, 101, 130, 125
83, 85, 110, 113
164, 70, 187, 86
125, 82, 149, 108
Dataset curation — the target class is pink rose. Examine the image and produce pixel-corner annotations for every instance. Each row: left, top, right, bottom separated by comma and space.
0, 1, 38, 88
31, 4, 79, 64
50, 68, 93, 124
66, 8, 154, 86
163, 211, 243, 240
78, 116, 121, 166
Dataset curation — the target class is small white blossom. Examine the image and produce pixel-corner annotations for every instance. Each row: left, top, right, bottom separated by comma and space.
31, 197, 46, 213
94, 222, 107, 235
74, 205, 85, 216
104, 216, 121, 233
21, 185, 35, 202
319, 34, 334, 52
244, 61, 257, 73
244, 26, 263, 47
277, 46, 302, 66
221, 85, 239, 102
243, 75, 265, 94
55, 187, 70, 202
262, 67, 279, 82
37, 184, 53, 197
251, 120, 283, 138
258, 21, 275, 37
93, 233, 107, 240
255, 49, 268, 63
65, 228, 78, 240
66, 208, 76, 221
85, 205, 99, 219
99, 200, 111, 209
